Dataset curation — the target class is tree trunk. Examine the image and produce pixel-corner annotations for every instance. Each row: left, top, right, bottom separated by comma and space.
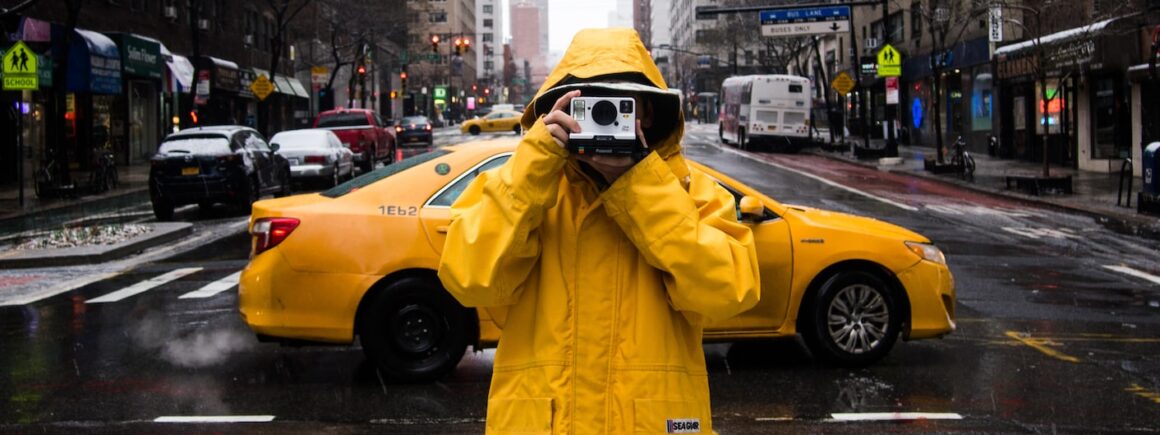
933, 68, 945, 163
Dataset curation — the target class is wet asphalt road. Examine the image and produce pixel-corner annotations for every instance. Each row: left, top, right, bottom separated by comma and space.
1, 125, 1158, 433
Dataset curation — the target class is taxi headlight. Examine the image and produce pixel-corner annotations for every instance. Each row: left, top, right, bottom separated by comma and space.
905, 241, 946, 265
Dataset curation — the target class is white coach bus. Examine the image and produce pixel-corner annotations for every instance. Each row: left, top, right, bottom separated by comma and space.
718, 74, 812, 152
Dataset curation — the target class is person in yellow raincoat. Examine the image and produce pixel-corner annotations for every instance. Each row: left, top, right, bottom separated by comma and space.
438, 28, 760, 434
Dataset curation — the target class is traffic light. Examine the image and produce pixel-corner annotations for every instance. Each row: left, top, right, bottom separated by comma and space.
399, 71, 407, 90
472, 84, 477, 92
454, 37, 471, 55
390, 90, 398, 99
357, 64, 367, 76
430, 34, 440, 53
484, 88, 490, 96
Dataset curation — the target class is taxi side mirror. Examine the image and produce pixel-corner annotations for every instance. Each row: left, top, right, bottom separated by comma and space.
739, 196, 764, 222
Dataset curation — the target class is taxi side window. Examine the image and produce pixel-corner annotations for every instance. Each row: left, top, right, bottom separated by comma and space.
429, 155, 511, 207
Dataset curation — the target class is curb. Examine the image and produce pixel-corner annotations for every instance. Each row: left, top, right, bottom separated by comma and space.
0, 222, 193, 269
803, 148, 1160, 241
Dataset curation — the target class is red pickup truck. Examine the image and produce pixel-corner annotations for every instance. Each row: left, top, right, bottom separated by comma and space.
313, 108, 397, 172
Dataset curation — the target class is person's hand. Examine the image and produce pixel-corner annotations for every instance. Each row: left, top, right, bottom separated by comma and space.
576, 120, 647, 184
543, 90, 582, 151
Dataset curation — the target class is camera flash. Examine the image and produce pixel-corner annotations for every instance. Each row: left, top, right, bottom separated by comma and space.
572, 100, 586, 122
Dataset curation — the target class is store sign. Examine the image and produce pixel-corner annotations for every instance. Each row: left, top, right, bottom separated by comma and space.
115, 34, 162, 79
989, 7, 1003, 42
860, 56, 877, 76
311, 66, 328, 91
195, 70, 211, 105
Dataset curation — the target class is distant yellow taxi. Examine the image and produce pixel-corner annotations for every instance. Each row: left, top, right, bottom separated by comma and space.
460, 110, 522, 135
239, 138, 955, 381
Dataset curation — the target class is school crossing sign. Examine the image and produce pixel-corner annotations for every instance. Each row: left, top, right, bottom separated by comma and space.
2, 40, 39, 90
876, 43, 902, 78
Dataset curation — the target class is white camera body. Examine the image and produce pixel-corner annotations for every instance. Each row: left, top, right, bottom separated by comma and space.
567, 96, 637, 155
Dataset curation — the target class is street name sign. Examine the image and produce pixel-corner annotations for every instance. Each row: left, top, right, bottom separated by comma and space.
2, 40, 39, 90
251, 74, 275, 101
760, 6, 850, 37
876, 44, 902, 77
831, 71, 855, 95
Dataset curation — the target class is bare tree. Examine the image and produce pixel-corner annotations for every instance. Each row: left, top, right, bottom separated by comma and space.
0, 0, 37, 19
256, 0, 312, 135
904, 0, 989, 164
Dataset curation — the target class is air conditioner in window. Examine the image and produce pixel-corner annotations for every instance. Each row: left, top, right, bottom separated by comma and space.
864, 37, 879, 49
198, 19, 210, 30
244, 34, 255, 46
163, 6, 178, 19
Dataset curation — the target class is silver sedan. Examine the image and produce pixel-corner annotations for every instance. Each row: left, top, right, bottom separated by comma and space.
270, 129, 355, 187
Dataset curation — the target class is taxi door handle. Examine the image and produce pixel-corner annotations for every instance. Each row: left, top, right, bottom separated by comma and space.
436, 226, 448, 234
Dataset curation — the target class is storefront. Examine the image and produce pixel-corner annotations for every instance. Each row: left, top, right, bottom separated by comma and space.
160, 44, 194, 135
901, 38, 991, 152
53, 25, 123, 172
994, 18, 1136, 172
106, 33, 162, 164
198, 56, 240, 125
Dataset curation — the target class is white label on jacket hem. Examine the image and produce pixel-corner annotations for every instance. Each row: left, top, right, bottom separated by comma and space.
666, 418, 701, 433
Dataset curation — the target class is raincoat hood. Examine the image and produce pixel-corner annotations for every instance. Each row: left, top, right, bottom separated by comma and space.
522, 28, 685, 156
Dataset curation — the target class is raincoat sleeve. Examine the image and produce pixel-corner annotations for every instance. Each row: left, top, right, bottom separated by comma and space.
601, 152, 761, 322
437, 121, 567, 307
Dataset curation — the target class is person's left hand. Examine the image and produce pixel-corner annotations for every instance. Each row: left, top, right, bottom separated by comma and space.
575, 120, 647, 184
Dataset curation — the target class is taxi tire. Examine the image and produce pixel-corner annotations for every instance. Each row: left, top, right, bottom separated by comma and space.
512, 125, 521, 135
800, 269, 901, 367
358, 277, 472, 383
469, 125, 481, 135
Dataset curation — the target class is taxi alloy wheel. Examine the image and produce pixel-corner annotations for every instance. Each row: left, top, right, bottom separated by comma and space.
358, 277, 472, 382
802, 270, 901, 367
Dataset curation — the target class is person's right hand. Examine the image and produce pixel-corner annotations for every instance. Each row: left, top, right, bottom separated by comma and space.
543, 90, 582, 150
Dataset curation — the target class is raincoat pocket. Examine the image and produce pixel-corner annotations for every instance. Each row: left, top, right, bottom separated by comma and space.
632, 398, 707, 434
486, 397, 554, 434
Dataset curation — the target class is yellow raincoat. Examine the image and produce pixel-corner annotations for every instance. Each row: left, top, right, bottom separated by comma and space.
438, 28, 760, 434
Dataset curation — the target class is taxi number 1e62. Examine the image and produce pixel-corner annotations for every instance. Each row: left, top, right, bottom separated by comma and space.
379, 205, 418, 216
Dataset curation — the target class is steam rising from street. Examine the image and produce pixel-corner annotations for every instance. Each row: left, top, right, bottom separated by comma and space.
132, 312, 253, 368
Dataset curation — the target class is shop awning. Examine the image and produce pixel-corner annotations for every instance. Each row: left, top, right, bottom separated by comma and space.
994, 17, 1118, 57
283, 75, 310, 98
160, 41, 195, 94
202, 56, 240, 91
273, 75, 295, 96
54, 26, 123, 94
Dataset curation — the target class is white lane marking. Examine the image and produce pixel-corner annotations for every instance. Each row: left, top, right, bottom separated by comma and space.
829, 412, 963, 421
1001, 227, 1080, 240
1104, 265, 1160, 285
713, 144, 919, 211
179, 271, 242, 299
86, 268, 203, 304
0, 272, 123, 307
154, 415, 275, 423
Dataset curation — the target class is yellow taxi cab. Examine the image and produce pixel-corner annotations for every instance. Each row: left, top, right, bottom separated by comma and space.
239, 138, 955, 382
460, 110, 522, 135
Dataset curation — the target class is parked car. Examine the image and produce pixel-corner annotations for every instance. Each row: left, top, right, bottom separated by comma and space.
460, 110, 522, 135
314, 108, 396, 172
269, 129, 354, 188
394, 115, 434, 146
149, 126, 291, 220
239, 137, 956, 382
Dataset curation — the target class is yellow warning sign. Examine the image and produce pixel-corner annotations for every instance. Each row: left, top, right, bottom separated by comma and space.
2, 40, 39, 90
876, 44, 902, 77
831, 71, 855, 95
251, 74, 275, 101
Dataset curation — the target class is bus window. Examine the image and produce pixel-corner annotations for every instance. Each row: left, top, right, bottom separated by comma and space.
788, 84, 803, 93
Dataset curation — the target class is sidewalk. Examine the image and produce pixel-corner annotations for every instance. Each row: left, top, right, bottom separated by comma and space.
806, 136, 1160, 240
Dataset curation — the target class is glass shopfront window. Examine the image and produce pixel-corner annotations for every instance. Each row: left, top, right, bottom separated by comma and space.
1091, 77, 1129, 160
971, 69, 992, 131
1035, 80, 1065, 135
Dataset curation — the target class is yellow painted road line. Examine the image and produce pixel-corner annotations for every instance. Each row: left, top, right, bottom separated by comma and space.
1125, 384, 1160, 405
1004, 331, 1081, 363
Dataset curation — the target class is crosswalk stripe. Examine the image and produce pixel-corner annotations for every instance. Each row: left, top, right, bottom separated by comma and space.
86, 268, 203, 304
829, 412, 963, 421
155, 415, 275, 423
179, 271, 242, 299
1103, 265, 1160, 285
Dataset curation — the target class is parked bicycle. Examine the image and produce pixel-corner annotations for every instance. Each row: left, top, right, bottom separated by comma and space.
950, 135, 976, 182
88, 149, 118, 194
34, 153, 77, 199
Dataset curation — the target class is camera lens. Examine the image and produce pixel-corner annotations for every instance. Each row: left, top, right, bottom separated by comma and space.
620, 100, 634, 114
591, 100, 618, 126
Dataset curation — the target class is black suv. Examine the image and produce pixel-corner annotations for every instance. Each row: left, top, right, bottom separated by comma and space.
149, 126, 291, 220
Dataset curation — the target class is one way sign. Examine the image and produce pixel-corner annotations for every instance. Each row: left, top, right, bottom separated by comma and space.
761, 6, 851, 37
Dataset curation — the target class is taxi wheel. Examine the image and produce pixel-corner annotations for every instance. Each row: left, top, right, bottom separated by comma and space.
801, 269, 901, 367
358, 277, 472, 383
469, 125, 481, 135
512, 125, 521, 135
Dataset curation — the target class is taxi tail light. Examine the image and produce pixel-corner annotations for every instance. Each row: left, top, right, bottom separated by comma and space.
304, 155, 326, 164
252, 217, 300, 256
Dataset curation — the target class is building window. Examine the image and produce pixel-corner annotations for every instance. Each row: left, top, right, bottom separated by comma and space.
485, 60, 495, 71
483, 33, 493, 42
483, 4, 493, 14
483, 18, 493, 28
430, 11, 447, 23
744, 50, 753, 65
911, 7, 922, 39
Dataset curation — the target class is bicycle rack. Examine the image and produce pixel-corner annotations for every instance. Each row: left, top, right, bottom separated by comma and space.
1117, 158, 1133, 208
